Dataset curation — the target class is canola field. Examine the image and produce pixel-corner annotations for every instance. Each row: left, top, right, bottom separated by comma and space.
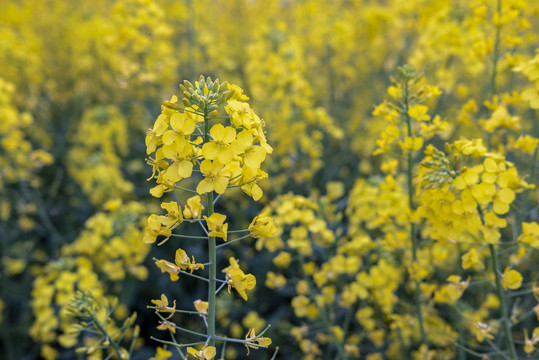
1, 0, 539, 359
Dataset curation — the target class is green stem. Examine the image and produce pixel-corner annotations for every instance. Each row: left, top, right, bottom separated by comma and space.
403, 77, 427, 347
488, 243, 518, 360
204, 106, 217, 348
170, 234, 208, 240
89, 311, 123, 358
216, 234, 252, 248
270, 347, 280, 360
147, 306, 205, 316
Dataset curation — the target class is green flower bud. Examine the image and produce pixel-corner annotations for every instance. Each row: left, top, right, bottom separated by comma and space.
212, 80, 219, 93
183, 80, 194, 90
163, 101, 182, 110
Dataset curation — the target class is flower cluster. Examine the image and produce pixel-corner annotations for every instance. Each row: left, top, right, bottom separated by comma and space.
145, 76, 275, 358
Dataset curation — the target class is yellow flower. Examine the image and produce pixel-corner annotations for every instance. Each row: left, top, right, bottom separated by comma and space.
474, 322, 496, 342
518, 222, 539, 248
186, 346, 216, 359
202, 123, 236, 164
193, 299, 208, 315
143, 215, 172, 244
523, 328, 539, 355
226, 99, 256, 129
231, 130, 267, 168
461, 248, 482, 270
183, 195, 205, 220
492, 187, 515, 215
408, 105, 430, 121
154, 248, 204, 280
161, 201, 183, 228
163, 144, 195, 183
512, 135, 539, 154
196, 160, 229, 194
244, 328, 272, 355
156, 320, 176, 334
162, 112, 196, 146
154, 260, 181, 281
240, 167, 267, 201
249, 214, 276, 238
204, 213, 228, 241
175, 248, 205, 273
502, 268, 523, 290
150, 347, 173, 360
273, 252, 292, 268
150, 294, 176, 320
224, 261, 256, 301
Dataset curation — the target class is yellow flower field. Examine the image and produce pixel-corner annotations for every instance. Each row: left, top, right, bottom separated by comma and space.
0, 0, 538, 359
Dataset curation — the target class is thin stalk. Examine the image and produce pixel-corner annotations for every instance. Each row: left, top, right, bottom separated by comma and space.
147, 306, 206, 316
216, 234, 251, 248
270, 347, 280, 360
488, 243, 518, 360
403, 78, 427, 346
220, 341, 227, 359
215, 280, 228, 295
89, 311, 123, 358
204, 106, 217, 347
170, 234, 208, 240
155, 315, 207, 338
227, 229, 249, 234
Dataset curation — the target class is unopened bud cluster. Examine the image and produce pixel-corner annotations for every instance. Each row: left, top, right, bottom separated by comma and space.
178, 75, 233, 113
421, 145, 462, 188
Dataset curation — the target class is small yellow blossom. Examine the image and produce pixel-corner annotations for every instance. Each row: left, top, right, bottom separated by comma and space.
462, 248, 482, 270
187, 346, 216, 359
249, 214, 276, 238
502, 268, 523, 290
244, 327, 272, 355
150, 294, 176, 319
196, 160, 229, 194
512, 135, 539, 154
193, 300, 208, 315
183, 195, 205, 220
204, 213, 228, 241
408, 105, 430, 121
150, 347, 173, 360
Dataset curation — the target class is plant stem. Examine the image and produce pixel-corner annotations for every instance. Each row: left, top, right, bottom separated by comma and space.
89, 311, 123, 358
488, 243, 518, 360
204, 106, 217, 347
403, 76, 427, 347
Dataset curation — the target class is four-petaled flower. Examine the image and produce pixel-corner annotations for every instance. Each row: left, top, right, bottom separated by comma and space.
244, 328, 272, 355
186, 346, 216, 360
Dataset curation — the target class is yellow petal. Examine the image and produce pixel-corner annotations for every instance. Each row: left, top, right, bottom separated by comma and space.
202, 142, 219, 160
197, 178, 214, 194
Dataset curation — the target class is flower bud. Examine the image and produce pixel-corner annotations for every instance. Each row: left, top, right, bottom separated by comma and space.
212, 80, 219, 93
182, 98, 191, 107
219, 81, 228, 92
163, 101, 181, 110
183, 80, 194, 90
